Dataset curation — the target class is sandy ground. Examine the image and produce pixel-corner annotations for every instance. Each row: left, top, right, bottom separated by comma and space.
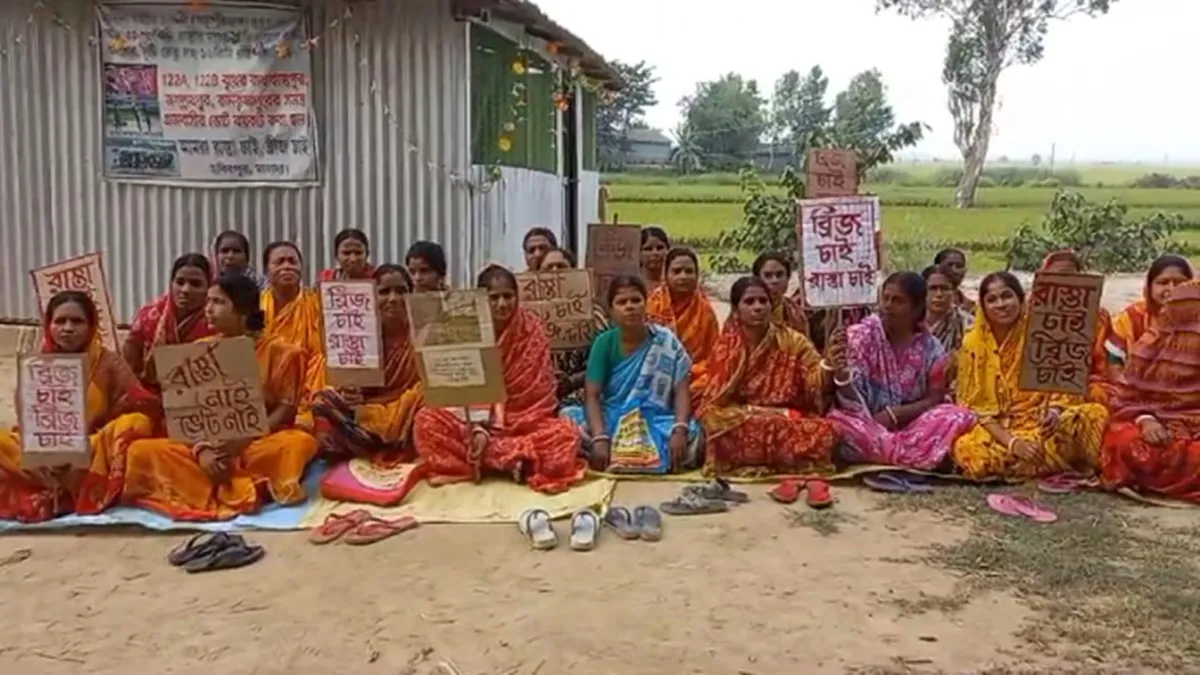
0, 274, 1152, 675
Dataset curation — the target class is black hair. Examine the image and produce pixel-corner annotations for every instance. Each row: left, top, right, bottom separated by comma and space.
979, 270, 1025, 305
664, 246, 699, 272
334, 228, 369, 253
606, 275, 648, 307
522, 227, 558, 249
933, 248, 966, 265
45, 291, 98, 333
640, 226, 670, 247
545, 247, 577, 267
373, 263, 413, 290
477, 264, 517, 291
921, 264, 955, 282
751, 252, 792, 276
1147, 254, 1194, 285
213, 230, 251, 256
883, 271, 928, 327
405, 240, 448, 277
730, 276, 771, 306
262, 241, 302, 270
172, 253, 212, 280
215, 271, 266, 332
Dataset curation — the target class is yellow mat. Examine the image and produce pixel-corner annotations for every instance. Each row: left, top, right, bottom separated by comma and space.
591, 464, 1012, 484
300, 476, 617, 527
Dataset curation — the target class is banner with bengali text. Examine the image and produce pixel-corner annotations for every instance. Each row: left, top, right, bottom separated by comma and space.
97, 3, 318, 184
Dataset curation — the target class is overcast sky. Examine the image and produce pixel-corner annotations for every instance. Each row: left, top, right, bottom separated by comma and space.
535, 0, 1195, 164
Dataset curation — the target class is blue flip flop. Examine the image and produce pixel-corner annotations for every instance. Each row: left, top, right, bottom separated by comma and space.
863, 472, 933, 494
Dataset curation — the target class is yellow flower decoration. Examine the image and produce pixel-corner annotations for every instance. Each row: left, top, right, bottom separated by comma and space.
276, 41, 292, 58
498, 136, 513, 152
109, 35, 128, 51
502, 121, 515, 133
511, 60, 526, 75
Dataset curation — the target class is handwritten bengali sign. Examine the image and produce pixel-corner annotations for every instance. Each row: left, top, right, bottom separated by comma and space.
797, 196, 881, 308
154, 337, 269, 444
805, 148, 858, 198
320, 281, 384, 388
18, 354, 89, 469
97, 4, 317, 183
30, 252, 121, 353
406, 289, 505, 407
515, 270, 594, 350
1018, 272, 1105, 396
586, 223, 641, 308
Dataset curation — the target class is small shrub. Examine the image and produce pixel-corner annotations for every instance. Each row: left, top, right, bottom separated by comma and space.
1129, 172, 1179, 189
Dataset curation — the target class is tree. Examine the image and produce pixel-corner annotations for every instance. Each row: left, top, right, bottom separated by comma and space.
669, 122, 704, 175
678, 73, 767, 169
877, 0, 1118, 208
1031, 153, 1043, 167
831, 69, 895, 150
769, 66, 831, 158
595, 60, 658, 170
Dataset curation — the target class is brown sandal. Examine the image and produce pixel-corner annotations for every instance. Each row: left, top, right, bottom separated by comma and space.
308, 509, 372, 545
343, 516, 420, 545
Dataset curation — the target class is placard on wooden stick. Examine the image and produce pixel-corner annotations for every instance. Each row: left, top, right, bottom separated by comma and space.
805, 148, 858, 198
796, 196, 882, 308
406, 289, 506, 407
320, 280, 384, 388
18, 353, 90, 469
1019, 272, 1105, 396
154, 337, 269, 444
515, 270, 594, 350
585, 223, 641, 308
30, 252, 121, 353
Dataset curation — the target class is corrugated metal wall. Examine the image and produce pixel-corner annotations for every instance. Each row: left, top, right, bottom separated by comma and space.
0, 0, 477, 323
469, 165, 564, 270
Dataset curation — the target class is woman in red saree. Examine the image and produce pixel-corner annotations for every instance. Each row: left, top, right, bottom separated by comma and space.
753, 252, 808, 335
413, 265, 586, 494
699, 277, 839, 476
318, 228, 375, 281
0, 292, 157, 522
1039, 249, 1115, 404
123, 253, 215, 391
1101, 280, 1200, 503
647, 247, 720, 406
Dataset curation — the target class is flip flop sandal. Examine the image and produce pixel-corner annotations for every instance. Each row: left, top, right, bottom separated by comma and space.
308, 509, 373, 545
569, 509, 600, 551
683, 478, 750, 503
1036, 474, 1087, 494
517, 508, 558, 550
863, 472, 935, 494
603, 506, 640, 539
183, 541, 266, 574
659, 493, 729, 516
633, 505, 664, 541
343, 516, 420, 546
167, 532, 242, 566
986, 494, 1058, 523
805, 480, 834, 509
769, 478, 804, 504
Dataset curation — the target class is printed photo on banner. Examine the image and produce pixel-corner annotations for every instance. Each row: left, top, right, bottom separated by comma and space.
1019, 272, 1105, 396
320, 280, 384, 387
17, 353, 90, 469
406, 289, 505, 408
30, 252, 121, 353
586, 223, 641, 308
97, 3, 318, 184
797, 196, 882, 308
514, 270, 594, 350
153, 337, 269, 445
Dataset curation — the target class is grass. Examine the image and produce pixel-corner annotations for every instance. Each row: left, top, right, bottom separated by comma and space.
784, 507, 859, 536
874, 485, 1200, 671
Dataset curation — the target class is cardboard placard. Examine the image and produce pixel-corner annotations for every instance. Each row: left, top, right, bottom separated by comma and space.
585, 223, 641, 308
1019, 272, 1105, 396
154, 337, 269, 444
320, 280, 384, 388
406, 289, 506, 407
515, 270, 594, 350
30, 252, 121, 353
18, 353, 90, 469
797, 196, 882, 308
805, 148, 858, 198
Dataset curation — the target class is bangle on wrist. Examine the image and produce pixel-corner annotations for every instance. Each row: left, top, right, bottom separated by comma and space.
1006, 437, 1018, 452
671, 422, 688, 433
885, 407, 899, 426
819, 359, 835, 372
1135, 414, 1156, 426
833, 371, 852, 387
592, 435, 611, 444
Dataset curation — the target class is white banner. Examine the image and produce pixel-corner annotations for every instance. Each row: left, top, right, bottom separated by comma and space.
98, 2, 318, 184
797, 196, 882, 308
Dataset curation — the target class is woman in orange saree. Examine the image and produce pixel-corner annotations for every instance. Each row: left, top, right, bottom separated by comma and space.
640, 226, 670, 292
1039, 250, 1115, 404
0, 292, 157, 522
413, 265, 586, 494
122, 272, 320, 520
1106, 254, 1193, 368
313, 264, 423, 458
647, 247, 720, 406
753, 252, 808, 335
318, 228, 375, 281
123, 253, 215, 391
699, 277, 839, 476
1101, 281, 1200, 503
260, 241, 326, 425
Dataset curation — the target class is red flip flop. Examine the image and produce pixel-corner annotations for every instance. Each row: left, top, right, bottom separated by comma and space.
769, 479, 804, 504
986, 494, 1058, 523
308, 509, 373, 545
805, 480, 833, 509
343, 516, 420, 545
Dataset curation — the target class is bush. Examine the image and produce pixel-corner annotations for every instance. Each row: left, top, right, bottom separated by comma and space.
1129, 172, 1179, 189
1030, 178, 1062, 188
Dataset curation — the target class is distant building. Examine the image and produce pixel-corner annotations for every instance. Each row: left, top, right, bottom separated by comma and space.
622, 128, 673, 166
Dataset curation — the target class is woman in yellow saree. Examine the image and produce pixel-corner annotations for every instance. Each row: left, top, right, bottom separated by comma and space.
312, 264, 423, 458
260, 241, 326, 424
951, 272, 1108, 479
0, 291, 156, 522
647, 247, 720, 406
122, 272, 320, 520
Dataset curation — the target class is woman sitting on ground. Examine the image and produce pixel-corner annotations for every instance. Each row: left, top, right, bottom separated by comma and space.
319, 228, 375, 281
698, 276, 839, 476
922, 263, 973, 355
753, 252, 808, 335
413, 265, 586, 494
522, 227, 558, 272
312, 265, 423, 459
406, 240, 450, 292
0, 292, 157, 523
933, 247, 975, 313
212, 230, 266, 290
123, 272, 320, 519
561, 276, 702, 474
828, 272, 976, 471
124, 253, 215, 392
538, 247, 610, 403
640, 226, 670, 292
1100, 280, 1200, 504
647, 247, 720, 406
1106, 254, 1193, 369
951, 272, 1108, 479
1039, 249, 1115, 404
260, 241, 326, 423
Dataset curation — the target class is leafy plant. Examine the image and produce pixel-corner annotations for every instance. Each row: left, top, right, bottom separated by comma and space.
1004, 190, 1183, 272
710, 167, 804, 273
